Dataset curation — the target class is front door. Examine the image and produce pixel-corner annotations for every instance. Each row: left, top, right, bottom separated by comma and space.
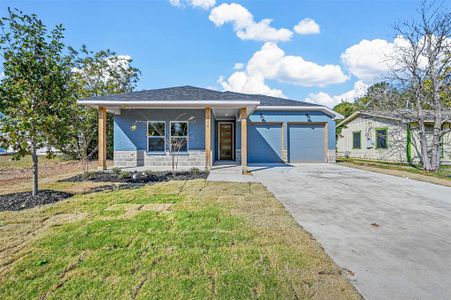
219, 123, 233, 160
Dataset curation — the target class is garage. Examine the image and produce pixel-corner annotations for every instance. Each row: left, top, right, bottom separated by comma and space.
288, 123, 326, 162
248, 123, 283, 163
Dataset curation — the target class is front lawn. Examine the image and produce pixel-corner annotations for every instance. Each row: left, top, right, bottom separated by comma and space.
338, 158, 451, 186
0, 180, 360, 299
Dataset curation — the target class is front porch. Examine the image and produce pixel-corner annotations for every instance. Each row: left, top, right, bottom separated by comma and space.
96, 106, 253, 174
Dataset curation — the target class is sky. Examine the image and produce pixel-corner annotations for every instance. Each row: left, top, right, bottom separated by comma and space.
0, 0, 425, 107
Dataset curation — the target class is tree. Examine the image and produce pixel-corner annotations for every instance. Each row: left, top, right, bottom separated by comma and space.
60, 46, 140, 174
333, 101, 358, 119
369, 0, 450, 171
0, 8, 73, 195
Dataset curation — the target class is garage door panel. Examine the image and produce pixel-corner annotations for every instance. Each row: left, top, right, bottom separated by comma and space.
248, 124, 283, 163
288, 124, 325, 162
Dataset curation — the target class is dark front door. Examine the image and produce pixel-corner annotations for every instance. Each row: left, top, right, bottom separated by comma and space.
219, 123, 233, 160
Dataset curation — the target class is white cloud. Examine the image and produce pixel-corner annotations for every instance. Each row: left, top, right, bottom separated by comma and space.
72, 55, 135, 85
169, 0, 215, 10
219, 42, 348, 98
305, 80, 368, 108
209, 3, 293, 42
218, 72, 285, 98
233, 63, 244, 70
293, 18, 320, 35
247, 42, 348, 87
341, 37, 411, 81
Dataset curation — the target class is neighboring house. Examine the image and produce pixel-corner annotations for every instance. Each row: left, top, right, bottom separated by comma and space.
337, 111, 451, 165
78, 86, 343, 170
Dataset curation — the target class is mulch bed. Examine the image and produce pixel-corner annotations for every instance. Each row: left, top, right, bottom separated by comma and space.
60, 170, 209, 184
0, 190, 73, 212
0, 171, 209, 212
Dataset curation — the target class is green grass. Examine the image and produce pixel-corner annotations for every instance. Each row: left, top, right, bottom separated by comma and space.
0, 180, 359, 299
337, 157, 451, 180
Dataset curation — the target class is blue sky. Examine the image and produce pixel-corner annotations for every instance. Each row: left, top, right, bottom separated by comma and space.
0, 0, 422, 107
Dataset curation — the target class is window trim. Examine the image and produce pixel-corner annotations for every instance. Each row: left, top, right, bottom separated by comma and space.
352, 130, 362, 149
170, 121, 189, 153
146, 121, 166, 154
375, 127, 388, 149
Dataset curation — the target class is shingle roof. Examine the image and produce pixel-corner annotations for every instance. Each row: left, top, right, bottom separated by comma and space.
338, 110, 451, 127
80, 85, 320, 107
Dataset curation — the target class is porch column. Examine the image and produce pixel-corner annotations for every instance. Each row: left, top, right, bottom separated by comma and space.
205, 107, 212, 171
98, 106, 107, 170
240, 107, 248, 173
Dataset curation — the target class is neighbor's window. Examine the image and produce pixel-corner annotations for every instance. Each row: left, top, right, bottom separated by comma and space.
375, 128, 388, 149
352, 131, 361, 149
147, 121, 165, 153
170, 121, 188, 152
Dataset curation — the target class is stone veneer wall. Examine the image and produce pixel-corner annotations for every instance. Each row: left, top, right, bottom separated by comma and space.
235, 149, 241, 164
114, 150, 206, 169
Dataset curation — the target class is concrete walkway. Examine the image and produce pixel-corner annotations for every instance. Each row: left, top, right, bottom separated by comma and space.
249, 163, 451, 300
207, 162, 257, 183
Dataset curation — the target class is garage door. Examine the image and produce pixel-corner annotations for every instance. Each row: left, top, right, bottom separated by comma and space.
248, 123, 283, 163
288, 123, 325, 162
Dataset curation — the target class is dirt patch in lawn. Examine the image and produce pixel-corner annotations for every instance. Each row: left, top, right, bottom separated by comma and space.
105, 203, 173, 219
0, 190, 73, 212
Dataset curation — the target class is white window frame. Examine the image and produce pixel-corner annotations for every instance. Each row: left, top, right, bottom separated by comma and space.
170, 121, 189, 153
147, 121, 166, 154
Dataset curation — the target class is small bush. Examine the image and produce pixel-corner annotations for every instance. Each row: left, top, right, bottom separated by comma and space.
119, 170, 132, 179
190, 167, 201, 175
143, 170, 153, 177
81, 171, 95, 181
112, 167, 121, 175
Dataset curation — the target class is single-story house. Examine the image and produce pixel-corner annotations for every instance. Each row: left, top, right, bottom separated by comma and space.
78, 86, 343, 171
337, 110, 451, 165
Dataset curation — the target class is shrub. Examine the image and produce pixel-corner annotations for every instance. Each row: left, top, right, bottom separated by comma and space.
143, 170, 153, 177
81, 171, 95, 181
190, 167, 200, 175
119, 170, 131, 179
112, 167, 121, 175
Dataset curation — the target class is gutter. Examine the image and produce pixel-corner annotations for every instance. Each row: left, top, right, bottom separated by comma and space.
257, 106, 344, 120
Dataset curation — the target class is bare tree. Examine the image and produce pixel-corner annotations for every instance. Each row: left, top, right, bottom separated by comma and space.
132, 112, 195, 177
370, 0, 450, 171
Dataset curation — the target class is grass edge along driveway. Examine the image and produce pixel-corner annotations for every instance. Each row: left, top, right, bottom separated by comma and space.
0, 180, 361, 299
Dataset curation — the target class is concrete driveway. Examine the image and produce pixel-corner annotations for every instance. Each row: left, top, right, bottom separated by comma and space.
250, 163, 451, 300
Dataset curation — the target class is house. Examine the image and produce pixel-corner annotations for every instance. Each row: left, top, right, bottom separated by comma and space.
337, 111, 451, 165
78, 86, 343, 171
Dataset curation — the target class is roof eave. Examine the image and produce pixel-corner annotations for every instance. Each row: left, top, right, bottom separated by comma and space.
257, 105, 344, 120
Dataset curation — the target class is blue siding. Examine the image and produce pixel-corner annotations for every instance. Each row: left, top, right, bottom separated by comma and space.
114, 109, 205, 151
288, 124, 325, 162
248, 110, 336, 150
248, 123, 283, 163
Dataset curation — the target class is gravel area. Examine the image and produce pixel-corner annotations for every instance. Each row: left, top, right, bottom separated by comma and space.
0, 190, 73, 212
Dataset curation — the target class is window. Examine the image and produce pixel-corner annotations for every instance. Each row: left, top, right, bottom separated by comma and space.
147, 121, 165, 153
375, 128, 388, 149
352, 131, 361, 149
170, 121, 188, 152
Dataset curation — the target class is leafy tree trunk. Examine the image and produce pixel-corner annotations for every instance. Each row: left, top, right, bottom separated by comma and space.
31, 142, 39, 196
